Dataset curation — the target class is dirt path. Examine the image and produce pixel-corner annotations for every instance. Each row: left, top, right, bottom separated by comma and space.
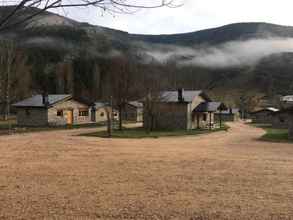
0, 122, 293, 219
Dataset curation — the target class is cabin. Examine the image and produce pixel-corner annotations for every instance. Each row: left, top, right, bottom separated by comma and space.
214, 108, 240, 122
12, 94, 92, 127
122, 101, 143, 122
91, 102, 119, 123
143, 89, 226, 130
250, 107, 279, 124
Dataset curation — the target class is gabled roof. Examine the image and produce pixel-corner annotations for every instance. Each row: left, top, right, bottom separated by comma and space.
12, 94, 72, 108
128, 101, 143, 108
160, 90, 211, 103
194, 102, 227, 112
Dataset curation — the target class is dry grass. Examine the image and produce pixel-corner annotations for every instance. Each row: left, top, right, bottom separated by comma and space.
0, 122, 293, 219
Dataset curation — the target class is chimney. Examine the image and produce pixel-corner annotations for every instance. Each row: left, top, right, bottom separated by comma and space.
178, 88, 184, 102
42, 92, 49, 107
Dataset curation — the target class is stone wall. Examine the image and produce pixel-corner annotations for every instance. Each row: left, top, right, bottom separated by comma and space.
16, 108, 48, 127
272, 112, 289, 129
144, 103, 188, 130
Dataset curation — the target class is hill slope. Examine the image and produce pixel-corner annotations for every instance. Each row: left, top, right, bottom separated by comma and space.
1, 7, 293, 108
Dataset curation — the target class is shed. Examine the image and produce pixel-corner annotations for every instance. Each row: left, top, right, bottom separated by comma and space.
250, 107, 279, 124
122, 101, 143, 122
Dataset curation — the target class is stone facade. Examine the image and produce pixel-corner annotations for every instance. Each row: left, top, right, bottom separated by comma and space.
48, 99, 91, 126
16, 108, 48, 127
16, 99, 92, 127
144, 102, 188, 130
189, 96, 214, 129
143, 94, 213, 130
272, 112, 289, 129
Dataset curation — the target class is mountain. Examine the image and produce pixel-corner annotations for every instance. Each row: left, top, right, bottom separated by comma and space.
1, 7, 293, 108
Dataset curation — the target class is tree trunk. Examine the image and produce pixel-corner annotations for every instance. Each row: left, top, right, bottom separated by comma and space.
106, 108, 112, 138
219, 110, 222, 128
118, 104, 122, 130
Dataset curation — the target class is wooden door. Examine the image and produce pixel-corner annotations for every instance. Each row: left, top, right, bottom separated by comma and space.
67, 110, 73, 125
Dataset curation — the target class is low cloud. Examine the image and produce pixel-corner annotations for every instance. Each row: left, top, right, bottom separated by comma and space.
142, 38, 293, 68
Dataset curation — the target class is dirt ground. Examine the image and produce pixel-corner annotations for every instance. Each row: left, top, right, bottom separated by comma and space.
0, 122, 293, 219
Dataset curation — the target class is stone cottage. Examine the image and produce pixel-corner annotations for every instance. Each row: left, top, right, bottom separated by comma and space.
250, 107, 279, 124
143, 89, 226, 130
13, 94, 92, 127
122, 101, 143, 122
91, 102, 119, 123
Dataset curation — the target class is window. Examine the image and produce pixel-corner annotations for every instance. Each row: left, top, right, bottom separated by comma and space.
79, 109, 89, 116
203, 114, 207, 121
25, 109, 30, 116
100, 112, 105, 117
114, 113, 118, 117
57, 110, 63, 116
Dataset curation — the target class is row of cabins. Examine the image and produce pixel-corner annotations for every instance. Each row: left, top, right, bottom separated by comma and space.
12, 94, 141, 127
12, 89, 240, 129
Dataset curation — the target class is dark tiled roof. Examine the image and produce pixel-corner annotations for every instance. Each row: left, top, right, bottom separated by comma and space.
160, 90, 209, 103
12, 94, 72, 108
194, 102, 226, 112
128, 101, 143, 108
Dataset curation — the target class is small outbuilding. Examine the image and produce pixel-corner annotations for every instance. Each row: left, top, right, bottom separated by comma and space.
91, 102, 119, 123
215, 108, 240, 122
13, 94, 92, 127
122, 101, 143, 122
250, 107, 279, 124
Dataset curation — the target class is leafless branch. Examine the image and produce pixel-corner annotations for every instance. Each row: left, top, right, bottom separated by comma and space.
0, 0, 181, 31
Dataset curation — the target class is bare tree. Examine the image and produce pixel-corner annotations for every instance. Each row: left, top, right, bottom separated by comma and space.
0, 40, 31, 122
140, 63, 166, 132
108, 56, 138, 130
0, 0, 179, 31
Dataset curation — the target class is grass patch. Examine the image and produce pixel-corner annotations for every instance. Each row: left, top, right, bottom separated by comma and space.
252, 123, 293, 143
261, 127, 292, 143
83, 124, 229, 139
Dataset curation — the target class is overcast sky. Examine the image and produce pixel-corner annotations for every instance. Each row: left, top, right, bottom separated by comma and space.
55, 0, 293, 35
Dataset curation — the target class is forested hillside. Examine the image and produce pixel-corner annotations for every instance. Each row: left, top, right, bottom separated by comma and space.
1, 7, 293, 113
